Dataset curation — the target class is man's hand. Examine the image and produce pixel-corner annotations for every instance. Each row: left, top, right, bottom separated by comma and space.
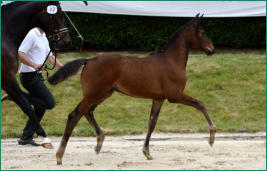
34, 64, 45, 72
18, 52, 45, 72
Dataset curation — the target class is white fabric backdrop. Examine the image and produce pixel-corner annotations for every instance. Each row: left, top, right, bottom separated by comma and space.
1, 1, 266, 17
60, 1, 266, 17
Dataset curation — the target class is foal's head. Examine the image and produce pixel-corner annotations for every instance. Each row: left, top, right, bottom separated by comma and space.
188, 14, 215, 55
36, 1, 71, 50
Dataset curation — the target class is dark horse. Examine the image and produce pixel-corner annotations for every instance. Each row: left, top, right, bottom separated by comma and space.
1, 2, 71, 145
48, 14, 216, 164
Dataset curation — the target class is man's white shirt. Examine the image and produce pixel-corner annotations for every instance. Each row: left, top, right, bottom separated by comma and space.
19, 28, 51, 73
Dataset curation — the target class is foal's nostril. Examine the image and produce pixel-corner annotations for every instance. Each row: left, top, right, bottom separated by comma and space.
207, 47, 215, 55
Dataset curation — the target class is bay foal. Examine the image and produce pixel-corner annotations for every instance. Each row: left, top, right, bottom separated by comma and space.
48, 14, 216, 164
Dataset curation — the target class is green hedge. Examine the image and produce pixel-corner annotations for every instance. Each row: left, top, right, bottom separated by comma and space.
66, 13, 266, 51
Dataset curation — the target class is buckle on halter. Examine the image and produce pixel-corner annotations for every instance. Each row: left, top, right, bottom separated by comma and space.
49, 28, 68, 41
55, 28, 69, 34
52, 34, 60, 41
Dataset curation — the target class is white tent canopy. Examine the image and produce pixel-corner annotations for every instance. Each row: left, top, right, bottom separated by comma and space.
1, 1, 265, 17
60, 1, 266, 17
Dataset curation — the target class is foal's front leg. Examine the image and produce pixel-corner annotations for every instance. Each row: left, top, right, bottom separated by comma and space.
174, 93, 216, 146
143, 100, 164, 160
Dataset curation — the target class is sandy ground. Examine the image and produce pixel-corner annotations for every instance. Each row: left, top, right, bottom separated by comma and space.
1, 132, 266, 170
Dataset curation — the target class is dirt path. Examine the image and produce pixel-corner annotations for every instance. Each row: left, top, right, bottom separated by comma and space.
1, 132, 266, 170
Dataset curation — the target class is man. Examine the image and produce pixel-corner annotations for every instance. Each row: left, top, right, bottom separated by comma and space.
18, 27, 63, 146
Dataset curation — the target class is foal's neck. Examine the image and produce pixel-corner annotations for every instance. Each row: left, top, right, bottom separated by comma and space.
163, 33, 190, 70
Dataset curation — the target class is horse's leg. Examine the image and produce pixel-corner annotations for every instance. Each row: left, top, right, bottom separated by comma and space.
2, 90, 49, 108
176, 93, 216, 146
84, 88, 116, 154
56, 99, 91, 165
84, 105, 105, 154
3, 76, 47, 138
143, 100, 164, 160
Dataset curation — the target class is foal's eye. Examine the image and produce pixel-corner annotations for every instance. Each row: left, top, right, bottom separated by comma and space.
197, 31, 203, 36
200, 31, 206, 37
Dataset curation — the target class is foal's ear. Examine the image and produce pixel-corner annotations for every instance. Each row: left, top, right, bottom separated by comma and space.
199, 14, 204, 21
195, 13, 204, 19
195, 13, 204, 29
193, 13, 203, 28
196, 14, 204, 27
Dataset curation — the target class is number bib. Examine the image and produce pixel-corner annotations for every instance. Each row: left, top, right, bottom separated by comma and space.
47, 5, 57, 14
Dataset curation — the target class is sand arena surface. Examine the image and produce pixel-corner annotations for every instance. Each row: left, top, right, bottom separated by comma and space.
1, 132, 266, 170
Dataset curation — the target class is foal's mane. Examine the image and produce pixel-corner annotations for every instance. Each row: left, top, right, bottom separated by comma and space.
150, 19, 198, 55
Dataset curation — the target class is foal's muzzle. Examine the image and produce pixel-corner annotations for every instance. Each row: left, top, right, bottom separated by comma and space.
204, 43, 215, 56
206, 47, 215, 55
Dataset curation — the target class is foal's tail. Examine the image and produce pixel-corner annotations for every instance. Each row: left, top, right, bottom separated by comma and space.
48, 58, 88, 85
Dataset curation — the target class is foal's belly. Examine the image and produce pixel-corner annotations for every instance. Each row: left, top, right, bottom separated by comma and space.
116, 79, 165, 100
115, 55, 166, 100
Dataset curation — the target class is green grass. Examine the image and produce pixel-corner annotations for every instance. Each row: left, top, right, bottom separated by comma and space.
1, 49, 266, 138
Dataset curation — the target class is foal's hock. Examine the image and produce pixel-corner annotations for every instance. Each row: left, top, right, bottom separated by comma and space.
49, 14, 216, 165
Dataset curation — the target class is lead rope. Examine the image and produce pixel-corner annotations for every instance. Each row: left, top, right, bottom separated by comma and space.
38, 11, 85, 81
64, 11, 84, 52
37, 49, 57, 81
37, 14, 58, 81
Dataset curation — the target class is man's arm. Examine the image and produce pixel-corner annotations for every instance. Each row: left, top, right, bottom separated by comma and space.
47, 55, 63, 68
18, 51, 44, 71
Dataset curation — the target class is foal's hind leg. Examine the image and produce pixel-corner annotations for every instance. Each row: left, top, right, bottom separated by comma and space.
143, 100, 164, 160
56, 99, 91, 165
175, 93, 216, 146
84, 105, 105, 154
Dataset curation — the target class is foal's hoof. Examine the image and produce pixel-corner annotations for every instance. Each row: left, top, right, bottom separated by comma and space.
42, 143, 53, 149
143, 149, 153, 160
56, 159, 62, 165
95, 134, 105, 154
94, 146, 101, 154
209, 138, 214, 147
209, 127, 216, 147
56, 152, 63, 165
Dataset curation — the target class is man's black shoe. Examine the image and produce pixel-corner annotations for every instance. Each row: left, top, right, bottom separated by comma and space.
18, 139, 40, 146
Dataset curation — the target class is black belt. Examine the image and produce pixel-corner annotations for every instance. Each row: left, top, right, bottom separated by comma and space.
20, 71, 41, 76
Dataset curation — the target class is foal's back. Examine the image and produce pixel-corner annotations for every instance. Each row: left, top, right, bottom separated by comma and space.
81, 53, 167, 100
